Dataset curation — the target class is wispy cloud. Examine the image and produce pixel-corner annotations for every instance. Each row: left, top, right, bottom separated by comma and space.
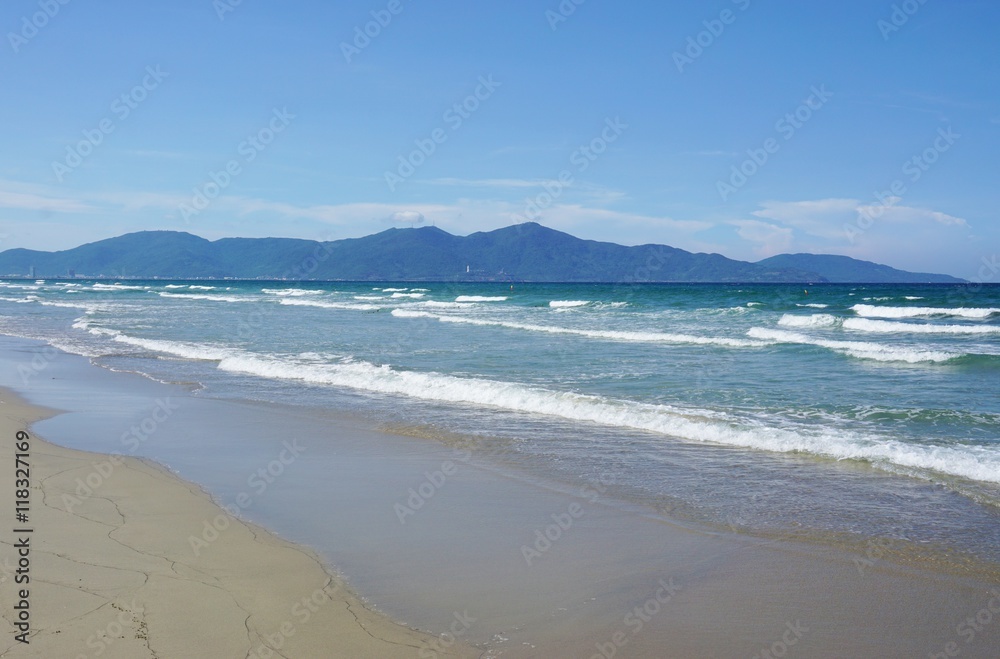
729, 219, 794, 257
422, 177, 628, 205
0, 189, 94, 213
751, 198, 968, 240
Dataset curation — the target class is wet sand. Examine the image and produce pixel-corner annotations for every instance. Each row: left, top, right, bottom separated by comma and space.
0, 388, 475, 658
2, 337, 999, 657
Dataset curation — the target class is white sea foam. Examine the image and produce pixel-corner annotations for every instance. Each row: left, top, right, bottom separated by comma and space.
71, 318, 119, 337
279, 298, 382, 311
843, 318, 1000, 335
165, 284, 186, 289
354, 295, 386, 301
418, 301, 474, 309
158, 292, 246, 303
392, 309, 767, 347
851, 304, 1000, 319
796, 303, 829, 309
261, 288, 324, 297
455, 296, 508, 302
112, 334, 233, 360
382, 288, 408, 292
778, 314, 839, 329
188, 285, 216, 290
92, 283, 147, 291
904, 296, 924, 300
391, 292, 425, 299
747, 327, 958, 363
549, 300, 589, 308
38, 300, 115, 311
213, 351, 1000, 484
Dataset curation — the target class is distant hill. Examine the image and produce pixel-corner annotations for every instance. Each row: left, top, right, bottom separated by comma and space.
0, 223, 964, 283
755, 253, 961, 284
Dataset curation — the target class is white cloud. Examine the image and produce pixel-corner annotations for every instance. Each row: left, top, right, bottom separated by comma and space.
855, 203, 967, 227
0, 189, 94, 213
752, 198, 968, 242
729, 219, 794, 257
386, 210, 425, 225
751, 198, 860, 240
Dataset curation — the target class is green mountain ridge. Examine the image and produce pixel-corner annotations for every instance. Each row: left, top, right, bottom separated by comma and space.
0, 223, 964, 283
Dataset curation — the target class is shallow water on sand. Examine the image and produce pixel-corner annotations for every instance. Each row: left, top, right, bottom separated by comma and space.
1, 336, 999, 657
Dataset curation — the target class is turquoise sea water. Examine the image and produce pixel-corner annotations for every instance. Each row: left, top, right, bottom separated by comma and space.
2, 279, 999, 564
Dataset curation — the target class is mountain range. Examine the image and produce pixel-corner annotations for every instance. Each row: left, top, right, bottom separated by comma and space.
0, 223, 963, 283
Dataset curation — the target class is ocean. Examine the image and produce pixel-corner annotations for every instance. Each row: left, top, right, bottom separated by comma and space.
2, 278, 999, 569
0, 280, 1000, 624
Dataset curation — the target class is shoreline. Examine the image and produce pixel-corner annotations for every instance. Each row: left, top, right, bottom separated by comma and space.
2, 337, 1000, 656
0, 387, 476, 658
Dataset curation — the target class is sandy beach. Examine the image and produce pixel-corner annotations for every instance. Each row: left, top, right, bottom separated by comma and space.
0, 336, 998, 658
0, 388, 475, 658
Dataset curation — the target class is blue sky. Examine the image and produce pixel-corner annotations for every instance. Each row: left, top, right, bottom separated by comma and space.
1, 0, 997, 277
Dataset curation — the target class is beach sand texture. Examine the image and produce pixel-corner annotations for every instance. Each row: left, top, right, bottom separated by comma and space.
0, 389, 475, 658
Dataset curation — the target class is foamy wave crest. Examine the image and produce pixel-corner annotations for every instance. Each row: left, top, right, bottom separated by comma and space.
843, 318, 1000, 335
189, 285, 216, 290
418, 301, 474, 309
392, 309, 767, 347
91, 283, 147, 291
797, 303, 829, 309
165, 284, 186, 289
381, 288, 408, 292
71, 318, 119, 337
217, 352, 1000, 484
852, 304, 1000, 319
39, 300, 116, 312
159, 292, 246, 303
549, 300, 589, 308
112, 335, 232, 360
747, 328, 958, 363
279, 298, 381, 311
455, 296, 508, 302
904, 296, 924, 301
261, 288, 324, 297
778, 314, 839, 329
391, 292, 425, 299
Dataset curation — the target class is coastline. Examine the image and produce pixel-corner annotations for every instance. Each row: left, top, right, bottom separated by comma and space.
0, 337, 998, 657
0, 387, 476, 658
